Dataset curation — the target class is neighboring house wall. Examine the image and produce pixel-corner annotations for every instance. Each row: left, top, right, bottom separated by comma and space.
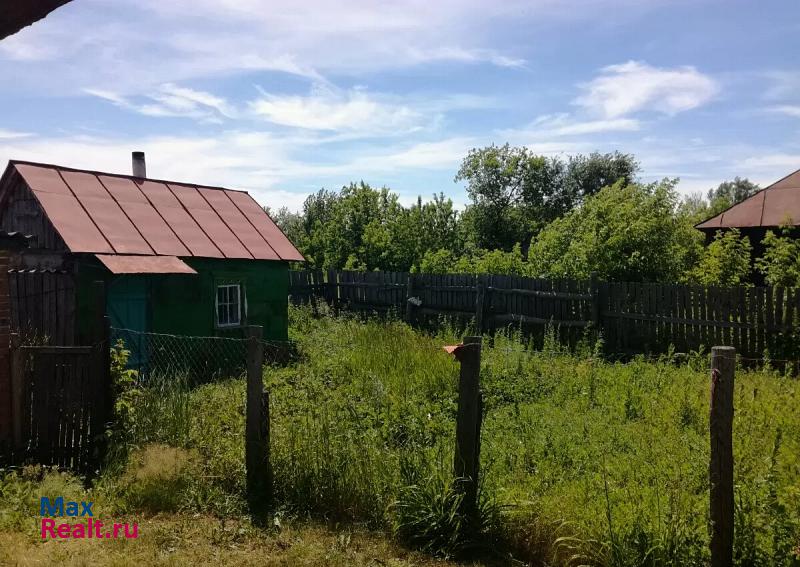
1, 164, 296, 343
0, 248, 12, 443
74, 257, 289, 341
152, 258, 289, 340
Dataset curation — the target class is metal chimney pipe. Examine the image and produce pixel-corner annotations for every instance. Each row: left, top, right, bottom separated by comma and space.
132, 151, 146, 178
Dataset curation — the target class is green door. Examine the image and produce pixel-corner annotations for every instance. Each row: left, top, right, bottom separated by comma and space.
107, 276, 149, 368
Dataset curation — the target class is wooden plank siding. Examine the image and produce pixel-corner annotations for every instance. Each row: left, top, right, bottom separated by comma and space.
9, 270, 76, 345
289, 269, 800, 360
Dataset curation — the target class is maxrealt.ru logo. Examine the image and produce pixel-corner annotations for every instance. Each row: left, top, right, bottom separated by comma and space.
40, 497, 138, 540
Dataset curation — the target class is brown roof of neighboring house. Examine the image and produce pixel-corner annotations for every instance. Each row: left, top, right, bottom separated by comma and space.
0, 0, 72, 40
2, 160, 304, 262
696, 168, 800, 231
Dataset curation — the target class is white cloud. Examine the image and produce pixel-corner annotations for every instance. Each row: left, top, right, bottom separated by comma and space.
763, 71, 800, 101
504, 113, 640, 139
0, 129, 477, 211
574, 61, 719, 119
766, 105, 800, 118
86, 84, 235, 122
0, 130, 32, 140
249, 88, 425, 135
742, 153, 800, 169
0, 0, 534, 96
362, 138, 474, 169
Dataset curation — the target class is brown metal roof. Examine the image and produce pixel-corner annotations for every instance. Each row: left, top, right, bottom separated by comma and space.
7, 160, 305, 261
95, 254, 198, 274
696, 168, 800, 231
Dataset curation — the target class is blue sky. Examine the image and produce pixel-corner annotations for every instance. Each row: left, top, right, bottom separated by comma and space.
0, 0, 798, 211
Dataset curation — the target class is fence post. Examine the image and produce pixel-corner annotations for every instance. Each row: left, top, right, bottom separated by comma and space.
326, 269, 338, 314
9, 332, 22, 450
710, 346, 735, 567
309, 271, 320, 316
475, 276, 487, 333
405, 273, 416, 323
453, 335, 483, 521
589, 271, 601, 328
91, 281, 111, 470
245, 325, 271, 513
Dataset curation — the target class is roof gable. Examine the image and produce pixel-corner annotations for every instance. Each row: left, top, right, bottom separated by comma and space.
696, 168, 800, 230
3, 160, 304, 261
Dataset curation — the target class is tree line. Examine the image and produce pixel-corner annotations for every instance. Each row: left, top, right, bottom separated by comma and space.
270, 144, 800, 286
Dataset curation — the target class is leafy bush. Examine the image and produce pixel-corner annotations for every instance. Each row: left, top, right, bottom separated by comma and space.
0, 466, 89, 531
684, 228, 752, 286
528, 179, 702, 282
418, 243, 527, 275
106, 339, 141, 464
756, 227, 800, 287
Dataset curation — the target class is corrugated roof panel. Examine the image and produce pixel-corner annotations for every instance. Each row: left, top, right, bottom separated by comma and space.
719, 191, 765, 228
8, 160, 305, 261
168, 184, 252, 259
198, 187, 279, 260
225, 190, 304, 261
762, 187, 800, 226
14, 163, 72, 195
60, 171, 154, 254
697, 167, 800, 230
120, 202, 191, 256
95, 254, 197, 274
770, 170, 800, 191
15, 164, 113, 252
98, 176, 189, 255
99, 175, 150, 204
32, 191, 114, 252
138, 180, 223, 258
695, 216, 721, 229
137, 179, 182, 208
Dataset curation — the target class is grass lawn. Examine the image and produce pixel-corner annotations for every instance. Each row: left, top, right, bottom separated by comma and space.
1, 305, 798, 566
0, 514, 476, 566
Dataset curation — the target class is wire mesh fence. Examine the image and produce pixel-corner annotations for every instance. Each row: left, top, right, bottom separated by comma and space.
110, 327, 293, 387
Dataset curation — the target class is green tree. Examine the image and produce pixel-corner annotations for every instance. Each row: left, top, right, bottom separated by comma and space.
417, 248, 457, 274
684, 229, 752, 286
706, 177, 760, 216
528, 179, 701, 282
756, 227, 800, 287
267, 206, 304, 249
456, 145, 638, 251
289, 183, 463, 272
418, 244, 527, 275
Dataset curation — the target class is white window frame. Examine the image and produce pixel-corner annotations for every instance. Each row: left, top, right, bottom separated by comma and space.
215, 283, 243, 328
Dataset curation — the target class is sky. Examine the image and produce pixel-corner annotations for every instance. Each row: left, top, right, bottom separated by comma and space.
0, 0, 799, 211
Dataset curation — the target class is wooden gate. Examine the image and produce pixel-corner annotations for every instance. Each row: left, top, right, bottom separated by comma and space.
10, 343, 109, 473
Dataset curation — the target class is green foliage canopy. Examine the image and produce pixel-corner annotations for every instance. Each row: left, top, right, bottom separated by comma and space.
527, 179, 702, 282
684, 229, 752, 286
455, 145, 639, 251
756, 227, 800, 287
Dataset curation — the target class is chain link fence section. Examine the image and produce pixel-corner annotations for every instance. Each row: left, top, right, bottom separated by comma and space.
111, 327, 284, 386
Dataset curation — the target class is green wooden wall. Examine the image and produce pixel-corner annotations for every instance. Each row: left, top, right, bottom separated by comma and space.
75, 257, 289, 341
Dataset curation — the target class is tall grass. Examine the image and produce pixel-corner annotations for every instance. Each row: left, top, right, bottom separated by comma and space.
100, 305, 799, 565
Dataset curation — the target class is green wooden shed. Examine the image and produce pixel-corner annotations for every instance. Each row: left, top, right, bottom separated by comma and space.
0, 154, 304, 343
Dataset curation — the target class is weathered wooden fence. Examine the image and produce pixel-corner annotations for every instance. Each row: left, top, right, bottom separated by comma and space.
9, 342, 109, 473
9, 269, 77, 345
2, 279, 107, 473
289, 270, 800, 359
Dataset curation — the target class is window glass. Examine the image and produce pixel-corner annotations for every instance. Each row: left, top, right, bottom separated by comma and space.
216, 284, 241, 327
